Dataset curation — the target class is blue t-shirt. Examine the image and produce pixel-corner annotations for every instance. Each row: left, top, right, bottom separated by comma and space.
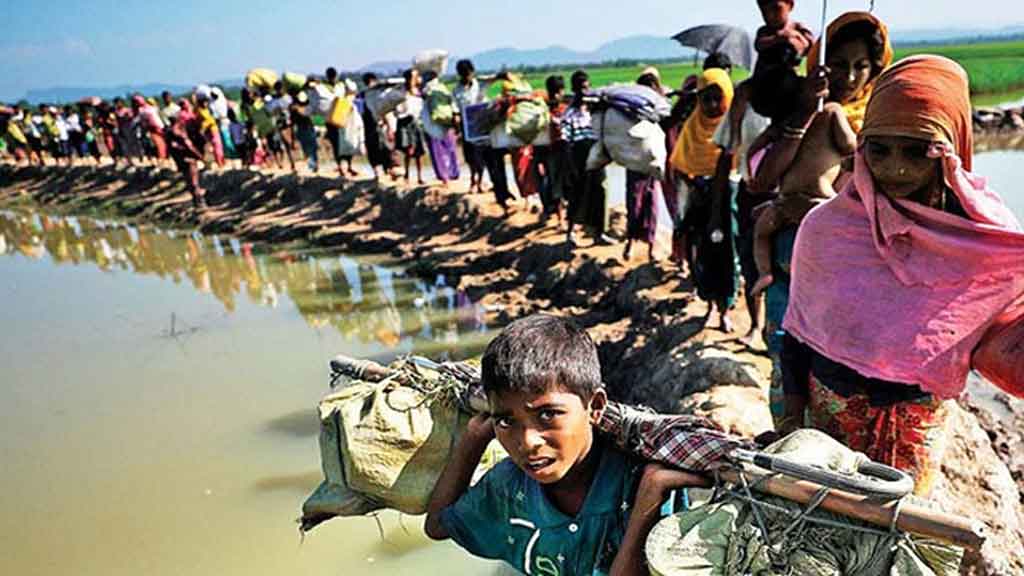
440, 441, 643, 576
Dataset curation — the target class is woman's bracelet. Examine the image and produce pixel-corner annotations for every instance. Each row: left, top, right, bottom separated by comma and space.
782, 125, 807, 140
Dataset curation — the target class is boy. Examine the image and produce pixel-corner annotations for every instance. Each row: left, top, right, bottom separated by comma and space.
425, 314, 707, 576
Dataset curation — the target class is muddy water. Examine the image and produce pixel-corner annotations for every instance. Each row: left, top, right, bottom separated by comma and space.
0, 208, 505, 575
0, 147, 1021, 576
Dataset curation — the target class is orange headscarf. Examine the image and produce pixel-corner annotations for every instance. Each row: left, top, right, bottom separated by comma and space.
784, 55, 1024, 398
807, 11, 893, 133
860, 55, 973, 171
669, 68, 734, 177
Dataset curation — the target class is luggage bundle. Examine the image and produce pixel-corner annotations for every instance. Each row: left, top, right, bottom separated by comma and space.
283, 71, 308, 93
363, 85, 407, 120
586, 84, 671, 178
300, 356, 499, 531
645, 429, 963, 576
424, 80, 456, 128
245, 68, 279, 90
488, 77, 550, 149
413, 49, 449, 77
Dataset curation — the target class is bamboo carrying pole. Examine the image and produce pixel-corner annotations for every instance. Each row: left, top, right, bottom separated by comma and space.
718, 467, 989, 551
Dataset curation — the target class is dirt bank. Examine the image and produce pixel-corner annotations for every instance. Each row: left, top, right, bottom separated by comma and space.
1, 163, 1021, 573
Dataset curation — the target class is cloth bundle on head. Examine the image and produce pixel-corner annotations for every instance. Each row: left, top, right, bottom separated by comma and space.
807, 12, 893, 133
784, 55, 1024, 398
669, 68, 733, 177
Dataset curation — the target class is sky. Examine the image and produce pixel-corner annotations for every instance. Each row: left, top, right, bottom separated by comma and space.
1, 0, 1017, 101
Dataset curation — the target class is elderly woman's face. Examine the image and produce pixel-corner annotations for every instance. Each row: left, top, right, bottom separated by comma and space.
864, 135, 943, 201
699, 85, 725, 118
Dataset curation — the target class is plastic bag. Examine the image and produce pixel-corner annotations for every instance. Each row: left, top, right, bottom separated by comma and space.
245, 68, 278, 90
283, 71, 307, 92
586, 108, 666, 178
426, 84, 456, 127
505, 97, 550, 145
327, 97, 353, 128
413, 49, 449, 77
364, 86, 407, 120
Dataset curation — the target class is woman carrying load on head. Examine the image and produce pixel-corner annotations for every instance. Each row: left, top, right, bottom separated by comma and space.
669, 68, 738, 332
780, 55, 1024, 497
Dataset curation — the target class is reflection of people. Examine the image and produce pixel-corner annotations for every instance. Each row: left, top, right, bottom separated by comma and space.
781, 56, 1024, 497
425, 315, 710, 575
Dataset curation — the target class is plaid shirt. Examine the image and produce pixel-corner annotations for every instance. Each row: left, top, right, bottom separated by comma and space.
560, 104, 595, 143
596, 402, 747, 472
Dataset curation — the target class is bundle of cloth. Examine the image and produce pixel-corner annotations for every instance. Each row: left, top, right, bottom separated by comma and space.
489, 76, 550, 149
413, 49, 449, 77
645, 429, 963, 576
245, 68, 278, 90
301, 356, 740, 532
586, 84, 672, 178
364, 84, 407, 120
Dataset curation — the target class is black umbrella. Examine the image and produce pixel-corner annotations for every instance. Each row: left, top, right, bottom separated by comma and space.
672, 24, 754, 70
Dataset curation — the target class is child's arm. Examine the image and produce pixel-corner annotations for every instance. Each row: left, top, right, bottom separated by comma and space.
828, 104, 857, 157
610, 464, 711, 576
424, 414, 494, 540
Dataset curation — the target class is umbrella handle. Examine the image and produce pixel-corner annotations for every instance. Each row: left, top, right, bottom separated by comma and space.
817, 0, 828, 112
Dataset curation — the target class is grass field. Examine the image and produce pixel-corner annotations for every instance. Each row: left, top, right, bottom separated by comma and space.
482, 39, 1024, 104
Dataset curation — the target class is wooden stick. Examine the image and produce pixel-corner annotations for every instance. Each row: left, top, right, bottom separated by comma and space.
718, 466, 988, 551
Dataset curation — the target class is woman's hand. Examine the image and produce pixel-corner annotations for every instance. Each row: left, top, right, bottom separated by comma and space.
799, 67, 830, 114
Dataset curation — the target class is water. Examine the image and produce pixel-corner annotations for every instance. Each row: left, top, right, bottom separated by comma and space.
0, 147, 1021, 576
0, 209, 504, 575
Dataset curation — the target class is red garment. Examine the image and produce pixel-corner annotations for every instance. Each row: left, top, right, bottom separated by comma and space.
807, 377, 948, 497
512, 146, 538, 197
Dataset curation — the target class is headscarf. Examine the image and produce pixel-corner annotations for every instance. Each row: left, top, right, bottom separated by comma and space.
783, 56, 1024, 398
806, 11, 893, 133
669, 68, 734, 177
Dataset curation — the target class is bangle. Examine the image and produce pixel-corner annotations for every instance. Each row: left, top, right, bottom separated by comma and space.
782, 125, 807, 140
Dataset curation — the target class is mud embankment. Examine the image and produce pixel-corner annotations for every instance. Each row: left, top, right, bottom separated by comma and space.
1, 164, 1021, 573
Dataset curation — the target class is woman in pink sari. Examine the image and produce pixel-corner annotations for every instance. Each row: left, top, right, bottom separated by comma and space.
781, 56, 1024, 496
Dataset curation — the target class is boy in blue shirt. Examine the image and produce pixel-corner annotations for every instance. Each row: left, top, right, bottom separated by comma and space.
425, 314, 709, 575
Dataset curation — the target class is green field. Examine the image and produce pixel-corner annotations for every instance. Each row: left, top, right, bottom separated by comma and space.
894, 40, 1024, 95
483, 39, 1024, 103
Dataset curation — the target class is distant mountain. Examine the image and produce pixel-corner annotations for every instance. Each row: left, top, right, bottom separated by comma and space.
23, 83, 192, 105
466, 35, 691, 72
18, 25, 1024, 103
22, 77, 246, 105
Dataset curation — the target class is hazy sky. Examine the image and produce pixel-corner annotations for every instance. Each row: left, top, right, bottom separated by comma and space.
1, 0, 1017, 100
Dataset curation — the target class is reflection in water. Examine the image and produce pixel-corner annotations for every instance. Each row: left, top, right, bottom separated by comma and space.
0, 208, 491, 360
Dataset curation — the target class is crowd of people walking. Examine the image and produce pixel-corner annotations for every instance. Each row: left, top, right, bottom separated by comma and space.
2, 1, 1023, 506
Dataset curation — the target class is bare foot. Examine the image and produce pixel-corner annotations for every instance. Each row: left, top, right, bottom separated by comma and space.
720, 313, 734, 334
740, 328, 763, 347
750, 274, 774, 297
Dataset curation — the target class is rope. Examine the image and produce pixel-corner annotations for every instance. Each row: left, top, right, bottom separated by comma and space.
889, 496, 907, 533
